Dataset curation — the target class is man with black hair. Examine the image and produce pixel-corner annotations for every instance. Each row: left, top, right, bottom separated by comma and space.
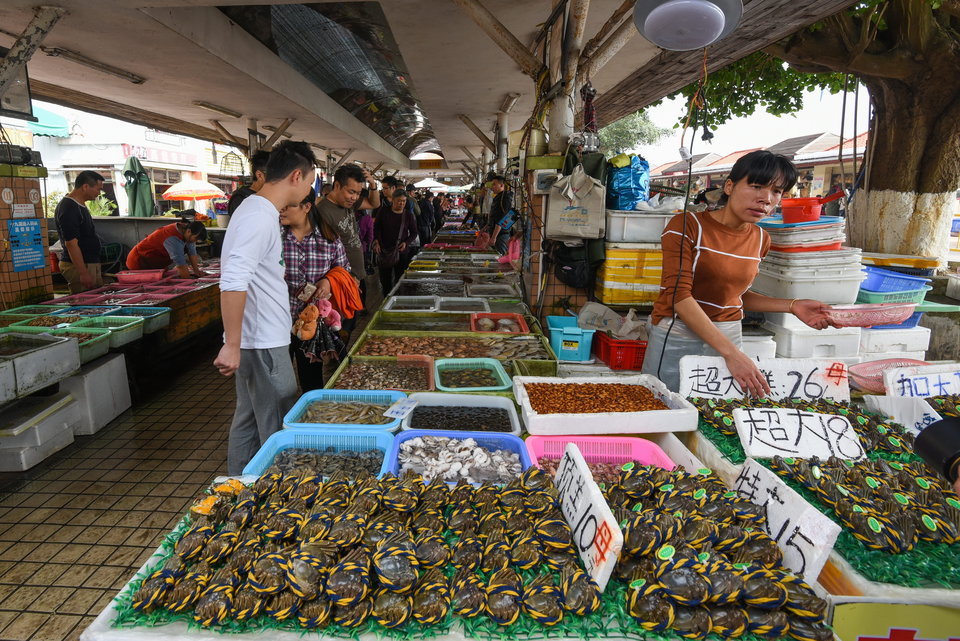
55, 170, 105, 293
215, 140, 317, 475
419, 190, 436, 242
227, 149, 270, 215
317, 163, 368, 282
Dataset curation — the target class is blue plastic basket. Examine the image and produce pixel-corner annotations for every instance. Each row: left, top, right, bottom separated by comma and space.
434, 358, 512, 392
546, 316, 595, 362
242, 428, 394, 476
51, 305, 121, 317
860, 266, 931, 293
388, 429, 531, 484
108, 306, 171, 333
872, 311, 924, 330
283, 389, 407, 431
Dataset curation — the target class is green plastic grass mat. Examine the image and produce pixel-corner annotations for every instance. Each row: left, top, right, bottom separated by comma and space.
694, 419, 959, 590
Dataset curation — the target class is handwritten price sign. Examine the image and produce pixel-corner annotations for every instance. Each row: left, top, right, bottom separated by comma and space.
555, 443, 623, 591
733, 459, 840, 580
733, 407, 866, 461
679, 356, 850, 402
883, 364, 960, 399
863, 395, 943, 436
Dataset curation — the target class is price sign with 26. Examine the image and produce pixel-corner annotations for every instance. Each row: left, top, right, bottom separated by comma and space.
680, 356, 850, 402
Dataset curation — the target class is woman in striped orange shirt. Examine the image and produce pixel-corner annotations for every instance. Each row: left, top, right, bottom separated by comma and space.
642, 150, 831, 396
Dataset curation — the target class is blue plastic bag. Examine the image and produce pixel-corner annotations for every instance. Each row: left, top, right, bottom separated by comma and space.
606, 155, 650, 210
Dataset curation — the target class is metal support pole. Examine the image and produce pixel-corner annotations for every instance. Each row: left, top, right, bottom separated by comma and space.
564, 0, 590, 87
496, 111, 509, 173
0, 6, 66, 101
458, 114, 497, 153
548, 0, 572, 153
246, 118, 260, 154
481, 148, 493, 177
451, 0, 545, 79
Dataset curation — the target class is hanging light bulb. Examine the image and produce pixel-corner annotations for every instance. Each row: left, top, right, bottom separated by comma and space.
634, 0, 743, 51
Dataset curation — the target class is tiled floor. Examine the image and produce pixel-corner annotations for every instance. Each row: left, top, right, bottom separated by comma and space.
0, 349, 235, 641
0, 273, 383, 641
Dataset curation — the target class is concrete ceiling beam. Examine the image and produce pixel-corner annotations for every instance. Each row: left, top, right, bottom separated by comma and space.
262, 117, 294, 149
457, 114, 497, 153
451, 0, 545, 79
0, 5, 65, 101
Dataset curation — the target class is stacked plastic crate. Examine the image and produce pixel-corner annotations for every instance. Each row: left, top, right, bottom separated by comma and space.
855, 266, 932, 363
752, 216, 867, 359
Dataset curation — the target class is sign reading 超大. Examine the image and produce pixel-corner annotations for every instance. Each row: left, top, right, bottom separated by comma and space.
554, 443, 623, 591
733, 407, 865, 461
733, 458, 840, 580
679, 356, 850, 402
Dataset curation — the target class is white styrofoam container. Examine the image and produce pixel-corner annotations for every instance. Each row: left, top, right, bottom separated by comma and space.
557, 362, 643, 378
741, 336, 777, 360
605, 210, 674, 243
763, 312, 811, 330
764, 322, 862, 358
947, 274, 960, 300
60, 353, 132, 436
859, 350, 926, 364
400, 392, 522, 436
0, 360, 13, 405
0, 420, 74, 472
0, 392, 81, 448
512, 375, 698, 435
860, 326, 931, 354
751, 268, 865, 304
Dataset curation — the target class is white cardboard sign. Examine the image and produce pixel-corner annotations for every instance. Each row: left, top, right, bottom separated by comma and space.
733, 458, 840, 580
680, 356, 850, 402
883, 364, 960, 398
383, 398, 418, 419
863, 395, 943, 435
733, 407, 865, 461
554, 443, 623, 591
12, 203, 34, 218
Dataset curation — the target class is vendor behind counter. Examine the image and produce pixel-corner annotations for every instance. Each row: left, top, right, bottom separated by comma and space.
126, 212, 207, 278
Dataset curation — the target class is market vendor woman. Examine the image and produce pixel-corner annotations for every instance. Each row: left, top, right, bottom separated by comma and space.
126, 214, 208, 278
641, 150, 831, 395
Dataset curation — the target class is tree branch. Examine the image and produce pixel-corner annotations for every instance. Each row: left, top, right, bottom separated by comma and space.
888, 0, 936, 53
942, 0, 960, 20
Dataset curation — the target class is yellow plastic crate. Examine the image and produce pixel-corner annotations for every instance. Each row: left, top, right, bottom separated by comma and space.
598, 262, 662, 283
595, 282, 660, 304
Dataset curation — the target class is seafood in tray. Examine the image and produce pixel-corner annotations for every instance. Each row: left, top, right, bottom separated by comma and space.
409, 406, 513, 432
272, 447, 385, 477
334, 361, 432, 391
397, 435, 522, 484
302, 401, 394, 426
359, 335, 551, 361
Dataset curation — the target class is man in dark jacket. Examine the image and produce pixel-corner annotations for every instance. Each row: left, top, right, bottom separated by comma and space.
418, 191, 436, 244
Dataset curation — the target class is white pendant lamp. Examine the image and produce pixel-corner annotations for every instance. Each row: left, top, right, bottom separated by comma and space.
634, 0, 743, 51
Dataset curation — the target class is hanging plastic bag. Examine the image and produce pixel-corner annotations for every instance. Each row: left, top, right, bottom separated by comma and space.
577, 302, 623, 333
607, 155, 650, 211
614, 309, 649, 340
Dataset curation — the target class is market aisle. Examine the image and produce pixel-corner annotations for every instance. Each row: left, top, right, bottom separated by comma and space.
0, 348, 235, 641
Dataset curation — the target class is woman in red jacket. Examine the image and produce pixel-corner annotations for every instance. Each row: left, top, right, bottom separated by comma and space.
126, 216, 207, 278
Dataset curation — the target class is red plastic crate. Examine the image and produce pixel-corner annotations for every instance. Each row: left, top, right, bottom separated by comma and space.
593, 331, 648, 370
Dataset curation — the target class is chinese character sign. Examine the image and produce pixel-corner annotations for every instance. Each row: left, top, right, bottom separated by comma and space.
554, 443, 623, 591
733, 407, 865, 460
733, 459, 840, 579
6, 219, 46, 272
885, 364, 960, 399
679, 356, 850, 402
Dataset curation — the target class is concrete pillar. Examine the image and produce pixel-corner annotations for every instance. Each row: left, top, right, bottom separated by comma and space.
497, 111, 509, 173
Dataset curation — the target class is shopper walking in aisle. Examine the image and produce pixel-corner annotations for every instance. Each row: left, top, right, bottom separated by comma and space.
281, 187, 349, 392
215, 140, 317, 475
55, 170, 105, 294
227, 150, 270, 215
485, 175, 514, 255
418, 190, 436, 246
641, 150, 832, 395
374, 189, 418, 296
126, 214, 208, 278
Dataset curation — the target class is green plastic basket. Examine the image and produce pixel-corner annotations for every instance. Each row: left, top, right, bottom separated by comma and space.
73, 316, 144, 347
856, 285, 931, 304
434, 358, 512, 392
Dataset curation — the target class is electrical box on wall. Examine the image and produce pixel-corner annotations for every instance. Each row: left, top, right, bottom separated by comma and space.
532, 169, 560, 195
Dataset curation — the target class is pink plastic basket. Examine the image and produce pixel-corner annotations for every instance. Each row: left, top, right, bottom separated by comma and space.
122, 294, 179, 306
525, 435, 675, 471
825, 303, 917, 328
115, 270, 165, 284
848, 358, 929, 394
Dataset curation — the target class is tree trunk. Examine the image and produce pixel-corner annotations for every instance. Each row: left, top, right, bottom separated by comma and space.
847, 73, 960, 261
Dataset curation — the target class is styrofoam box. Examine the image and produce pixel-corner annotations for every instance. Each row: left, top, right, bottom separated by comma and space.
0, 360, 13, 405
742, 336, 777, 360
0, 392, 81, 448
400, 392, 522, 436
512, 375, 698, 435
860, 326, 931, 354
751, 267, 865, 304
764, 322, 861, 358
0, 420, 74, 472
59, 353, 132, 436
605, 210, 674, 243
557, 362, 643, 378
947, 274, 960, 300
859, 351, 926, 364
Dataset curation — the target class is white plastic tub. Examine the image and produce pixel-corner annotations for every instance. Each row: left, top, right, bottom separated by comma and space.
400, 392, 522, 436
512, 375, 698, 435
751, 266, 865, 304
741, 335, 777, 359
764, 322, 862, 358
859, 350, 926, 363
605, 210, 674, 243
860, 326, 931, 354
947, 274, 960, 300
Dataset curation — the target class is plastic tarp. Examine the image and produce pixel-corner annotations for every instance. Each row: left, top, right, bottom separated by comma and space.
607, 155, 650, 211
